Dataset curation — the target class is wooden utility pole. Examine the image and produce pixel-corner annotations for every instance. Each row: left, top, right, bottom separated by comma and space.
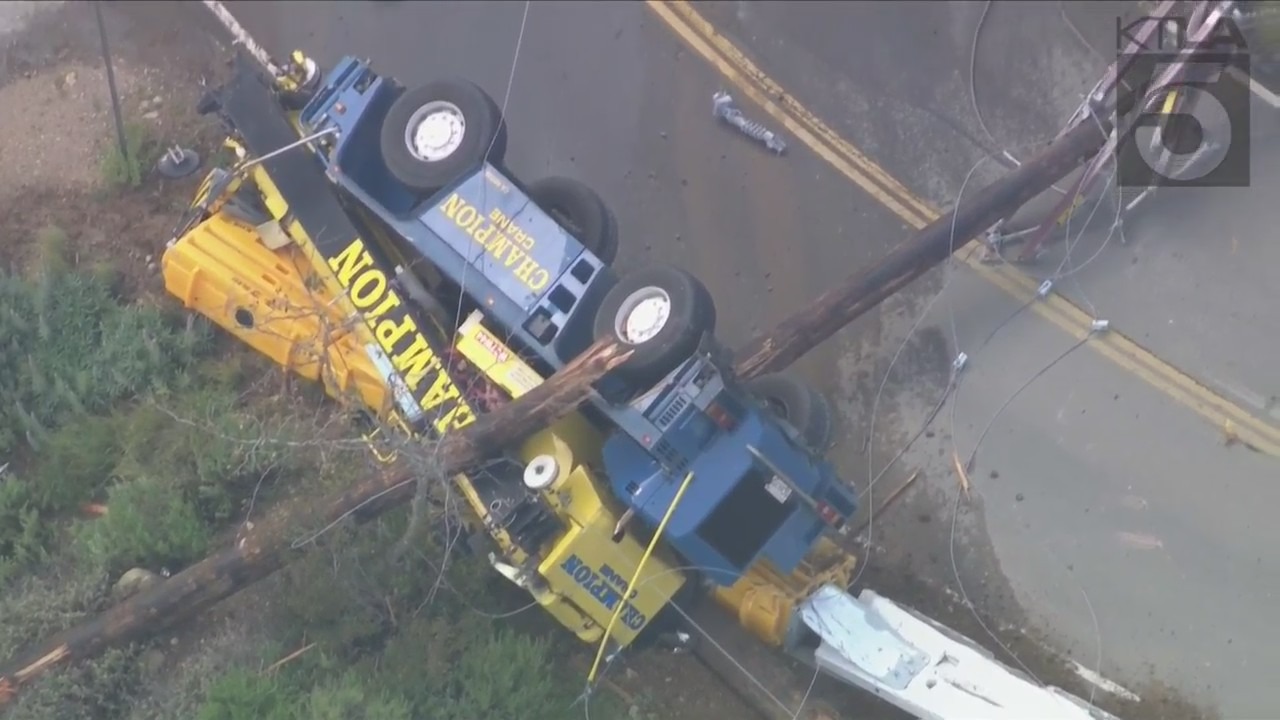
0, 340, 629, 704
732, 111, 1116, 381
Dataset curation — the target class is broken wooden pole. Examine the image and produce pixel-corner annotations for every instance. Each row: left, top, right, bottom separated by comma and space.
732, 110, 1118, 381
0, 340, 630, 705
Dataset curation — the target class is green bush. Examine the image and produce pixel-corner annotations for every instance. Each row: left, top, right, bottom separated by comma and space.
197, 668, 296, 720
28, 413, 122, 512
266, 510, 584, 720
115, 377, 315, 527
0, 478, 49, 585
74, 476, 210, 576
0, 565, 111, 661
0, 566, 120, 718
99, 122, 156, 191
270, 514, 433, 658
302, 671, 413, 720
0, 265, 210, 455
4, 647, 141, 720
433, 627, 577, 720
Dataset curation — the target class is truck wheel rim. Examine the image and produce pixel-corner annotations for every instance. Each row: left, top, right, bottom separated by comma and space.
405, 100, 466, 162
615, 287, 671, 345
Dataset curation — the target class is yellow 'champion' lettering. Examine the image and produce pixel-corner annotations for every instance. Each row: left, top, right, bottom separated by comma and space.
440, 193, 551, 292
327, 239, 475, 433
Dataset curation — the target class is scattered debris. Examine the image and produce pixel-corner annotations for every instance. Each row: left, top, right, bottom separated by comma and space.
1220, 419, 1262, 453
852, 470, 921, 537
711, 91, 786, 154
1116, 531, 1164, 550
262, 642, 315, 675
156, 145, 200, 178
951, 451, 971, 499
1069, 660, 1143, 703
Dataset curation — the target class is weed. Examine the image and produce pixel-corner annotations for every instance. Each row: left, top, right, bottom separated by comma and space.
0, 478, 49, 585
435, 627, 578, 720
99, 122, 158, 191
265, 509, 586, 720
4, 648, 142, 720
0, 562, 111, 659
196, 668, 296, 720
116, 377, 312, 526
28, 413, 122, 512
74, 475, 210, 576
32, 225, 71, 279
0, 265, 210, 455
301, 670, 413, 720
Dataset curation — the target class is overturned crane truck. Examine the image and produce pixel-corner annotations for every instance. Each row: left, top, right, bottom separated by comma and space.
163, 49, 1120, 719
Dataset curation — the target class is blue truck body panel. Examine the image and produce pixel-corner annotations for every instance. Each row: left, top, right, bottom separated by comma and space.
296, 56, 858, 586
298, 56, 607, 373
424, 169, 586, 313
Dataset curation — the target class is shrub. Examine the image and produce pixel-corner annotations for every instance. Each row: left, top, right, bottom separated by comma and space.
267, 509, 583, 720
0, 565, 122, 720
4, 647, 142, 720
0, 565, 111, 660
28, 413, 122, 512
74, 476, 210, 576
197, 668, 296, 720
433, 627, 577, 720
270, 513, 436, 659
302, 670, 413, 720
115, 372, 316, 527
99, 122, 156, 191
0, 479, 48, 585
0, 266, 209, 455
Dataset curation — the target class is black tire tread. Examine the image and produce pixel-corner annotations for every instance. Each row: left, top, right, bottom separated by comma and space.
379, 78, 506, 194
592, 265, 715, 388
747, 373, 832, 452
527, 177, 619, 265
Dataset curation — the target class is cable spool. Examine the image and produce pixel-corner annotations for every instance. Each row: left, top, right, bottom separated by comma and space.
523, 454, 559, 491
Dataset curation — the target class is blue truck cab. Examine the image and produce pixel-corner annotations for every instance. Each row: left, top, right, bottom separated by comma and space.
297, 57, 610, 374
602, 340, 858, 584
294, 56, 858, 585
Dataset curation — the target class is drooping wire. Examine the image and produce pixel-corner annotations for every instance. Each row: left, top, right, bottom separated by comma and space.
850, 126, 1103, 590
447, 0, 532, 340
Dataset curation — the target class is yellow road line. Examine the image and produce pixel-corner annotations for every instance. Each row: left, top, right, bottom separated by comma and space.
648, 0, 1280, 455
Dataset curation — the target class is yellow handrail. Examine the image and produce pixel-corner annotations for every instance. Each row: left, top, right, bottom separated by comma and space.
586, 470, 696, 684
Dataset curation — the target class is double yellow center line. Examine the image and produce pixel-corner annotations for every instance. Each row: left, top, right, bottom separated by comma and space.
648, 0, 1280, 456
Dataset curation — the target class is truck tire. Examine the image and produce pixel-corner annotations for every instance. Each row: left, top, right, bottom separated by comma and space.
380, 79, 507, 195
746, 373, 833, 452
593, 265, 716, 387
527, 177, 619, 266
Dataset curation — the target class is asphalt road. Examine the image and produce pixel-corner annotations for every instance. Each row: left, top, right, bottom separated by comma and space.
216, 1, 1277, 717
701, 1, 1280, 716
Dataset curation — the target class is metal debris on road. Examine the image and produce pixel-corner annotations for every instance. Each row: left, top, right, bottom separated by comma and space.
1116, 531, 1164, 550
712, 91, 786, 154
951, 451, 971, 499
